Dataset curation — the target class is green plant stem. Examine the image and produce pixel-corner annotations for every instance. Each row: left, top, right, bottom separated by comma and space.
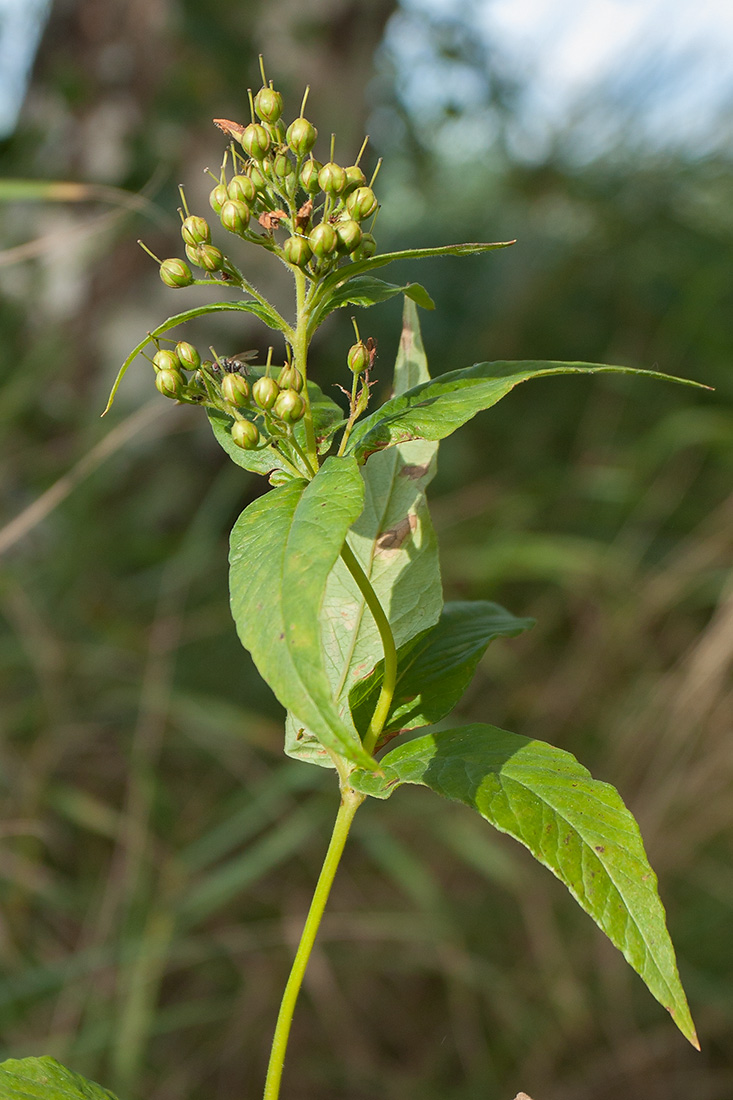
262, 786, 364, 1100
339, 540, 397, 755
292, 268, 317, 468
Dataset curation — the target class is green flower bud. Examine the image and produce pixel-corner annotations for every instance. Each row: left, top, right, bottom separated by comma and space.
209, 183, 229, 214
282, 235, 312, 267
299, 158, 322, 194
176, 341, 200, 370
343, 165, 366, 195
318, 162, 347, 195
347, 341, 370, 374
222, 372, 250, 406
254, 86, 283, 124
346, 186, 378, 221
153, 348, 181, 372
220, 199, 251, 236
273, 152, 294, 180
335, 218, 362, 253
231, 419, 260, 450
274, 389, 305, 423
287, 117, 317, 157
352, 232, 376, 260
278, 365, 304, 392
249, 165, 267, 192
240, 122, 270, 160
160, 258, 194, 287
252, 376, 280, 410
155, 368, 184, 398
228, 175, 257, 204
181, 215, 210, 246
196, 243, 225, 271
309, 222, 338, 257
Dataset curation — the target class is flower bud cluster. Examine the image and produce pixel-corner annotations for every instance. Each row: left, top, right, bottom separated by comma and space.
150, 341, 306, 451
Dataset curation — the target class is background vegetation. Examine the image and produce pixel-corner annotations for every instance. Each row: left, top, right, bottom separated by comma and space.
1, 2, 731, 1098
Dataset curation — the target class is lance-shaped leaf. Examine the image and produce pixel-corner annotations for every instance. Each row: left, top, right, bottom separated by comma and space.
229, 456, 375, 769
350, 724, 699, 1049
0, 1056, 120, 1100
308, 240, 516, 335
103, 300, 289, 414
350, 601, 534, 739
286, 298, 443, 768
346, 360, 710, 461
308, 276, 434, 331
208, 379, 344, 481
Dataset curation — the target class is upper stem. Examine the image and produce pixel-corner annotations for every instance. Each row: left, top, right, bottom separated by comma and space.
292, 267, 318, 467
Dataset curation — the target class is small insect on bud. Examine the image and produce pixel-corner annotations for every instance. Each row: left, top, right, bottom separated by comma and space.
196, 244, 226, 272
278, 365, 304, 392
254, 86, 283, 124
309, 222, 338, 258
155, 368, 184, 398
274, 389, 305, 423
231, 419, 260, 450
318, 162, 347, 196
209, 183, 229, 215
222, 372, 250, 406
347, 341, 370, 374
299, 158, 322, 194
335, 218, 362, 254
153, 348, 181, 373
343, 165, 366, 195
160, 258, 194, 287
346, 186, 378, 221
287, 117, 317, 157
240, 123, 270, 161
282, 235, 312, 268
176, 341, 200, 371
220, 199, 251, 236
181, 215, 211, 246
228, 175, 257, 204
353, 232, 377, 260
252, 376, 280, 410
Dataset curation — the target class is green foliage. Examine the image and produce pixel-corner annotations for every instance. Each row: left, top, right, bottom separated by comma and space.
349, 724, 698, 1047
0, 1058, 119, 1100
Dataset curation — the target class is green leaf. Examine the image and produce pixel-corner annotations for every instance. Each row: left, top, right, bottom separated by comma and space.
309, 240, 515, 331
207, 379, 344, 481
350, 601, 534, 739
229, 456, 375, 769
308, 276, 434, 330
103, 300, 289, 414
346, 359, 711, 461
0, 1057, 120, 1100
285, 298, 443, 768
350, 724, 699, 1049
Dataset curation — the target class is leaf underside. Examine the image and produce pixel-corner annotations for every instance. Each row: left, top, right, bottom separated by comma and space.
286, 298, 443, 769
350, 600, 535, 738
349, 724, 698, 1049
229, 456, 375, 769
0, 1057, 119, 1100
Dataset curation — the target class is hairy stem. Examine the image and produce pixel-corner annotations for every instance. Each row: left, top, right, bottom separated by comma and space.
339, 540, 398, 755
262, 786, 364, 1100
293, 267, 317, 467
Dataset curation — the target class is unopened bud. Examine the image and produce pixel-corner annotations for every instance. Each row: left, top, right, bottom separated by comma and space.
346, 186, 378, 221
309, 222, 338, 258
153, 348, 181, 372
252, 376, 280, 410
240, 123, 270, 160
176, 341, 201, 370
222, 372, 250, 406
336, 219, 362, 253
231, 419, 260, 449
160, 258, 194, 287
181, 215, 210, 246
283, 235, 312, 267
274, 389, 305, 423
254, 87, 283, 124
155, 368, 184, 398
348, 341, 369, 374
228, 175, 257, 204
318, 162, 347, 195
209, 183, 229, 215
220, 199, 251, 236
287, 117, 317, 157
299, 158, 322, 194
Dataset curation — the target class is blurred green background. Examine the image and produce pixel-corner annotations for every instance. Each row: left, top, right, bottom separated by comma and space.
1, 2, 731, 1099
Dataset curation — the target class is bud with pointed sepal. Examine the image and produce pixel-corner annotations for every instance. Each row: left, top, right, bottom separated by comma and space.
278, 365, 304, 392
228, 175, 257, 204
283, 235, 312, 267
220, 199, 251, 236
343, 165, 366, 195
195, 244, 226, 271
336, 218, 362, 253
175, 341, 201, 371
231, 419, 260, 449
300, 158, 322, 194
318, 162, 347, 195
222, 372, 250, 406
254, 86, 283, 124
309, 222, 338, 258
252, 376, 280, 410
181, 215, 211, 246
274, 389, 305, 423
209, 182, 229, 215
155, 368, 185, 398
160, 258, 194, 287
346, 186, 378, 221
347, 341, 369, 374
153, 348, 182, 373
240, 123, 270, 160
287, 117, 317, 157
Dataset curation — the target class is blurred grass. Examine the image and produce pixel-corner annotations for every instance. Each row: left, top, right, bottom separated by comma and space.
1, 4, 732, 1099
